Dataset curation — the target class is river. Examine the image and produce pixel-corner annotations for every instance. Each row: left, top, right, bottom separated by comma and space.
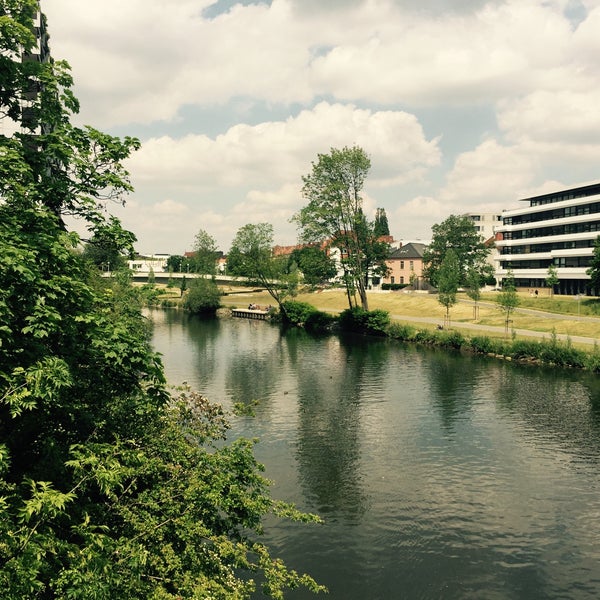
149, 309, 600, 599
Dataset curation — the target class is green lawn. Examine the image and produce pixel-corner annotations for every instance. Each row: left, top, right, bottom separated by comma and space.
220, 287, 600, 343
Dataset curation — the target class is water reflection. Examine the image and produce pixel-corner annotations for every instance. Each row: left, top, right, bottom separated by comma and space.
150, 311, 600, 600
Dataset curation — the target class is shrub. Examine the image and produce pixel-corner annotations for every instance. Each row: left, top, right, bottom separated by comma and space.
437, 329, 465, 349
281, 300, 317, 325
338, 307, 390, 336
538, 341, 586, 368
508, 339, 541, 360
469, 335, 502, 355
304, 310, 336, 334
183, 277, 221, 314
387, 323, 416, 340
413, 329, 437, 345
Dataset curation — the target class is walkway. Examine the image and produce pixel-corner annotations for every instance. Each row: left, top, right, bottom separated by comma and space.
391, 300, 600, 346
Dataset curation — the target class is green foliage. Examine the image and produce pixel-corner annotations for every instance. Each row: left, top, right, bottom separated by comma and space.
289, 246, 337, 286
192, 228, 219, 275
468, 335, 503, 355
280, 300, 318, 324
304, 310, 336, 334
437, 248, 460, 325
386, 322, 416, 340
497, 270, 520, 334
423, 214, 491, 287
183, 277, 222, 314
546, 263, 559, 295
381, 283, 409, 291
81, 216, 137, 272
339, 307, 390, 336
374, 207, 390, 237
0, 7, 323, 598
229, 223, 297, 311
586, 235, 600, 291
294, 146, 389, 310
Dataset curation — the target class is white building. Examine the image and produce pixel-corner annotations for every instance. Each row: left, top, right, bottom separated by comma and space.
495, 183, 600, 295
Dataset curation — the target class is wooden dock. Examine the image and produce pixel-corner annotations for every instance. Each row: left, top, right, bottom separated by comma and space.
231, 308, 271, 320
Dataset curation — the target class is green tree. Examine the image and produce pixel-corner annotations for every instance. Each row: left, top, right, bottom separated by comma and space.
183, 277, 222, 314
423, 214, 491, 287
437, 248, 460, 327
374, 207, 390, 237
546, 263, 559, 297
166, 254, 184, 272
192, 228, 219, 275
0, 5, 322, 597
289, 246, 337, 286
497, 270, 520, 336
465, 267, 482, 320
587, 236, 600, 292
229, 223, 297, 315
81, 216, 136, 272
293, 146, 389, 310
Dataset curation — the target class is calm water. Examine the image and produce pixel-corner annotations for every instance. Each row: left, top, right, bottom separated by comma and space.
149, 309, 600, 599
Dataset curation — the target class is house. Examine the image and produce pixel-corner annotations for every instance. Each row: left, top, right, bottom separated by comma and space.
383, 242, 428, 288
495, 182, 600, 295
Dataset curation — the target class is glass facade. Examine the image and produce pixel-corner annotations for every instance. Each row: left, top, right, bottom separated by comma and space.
496, 184, 600, 295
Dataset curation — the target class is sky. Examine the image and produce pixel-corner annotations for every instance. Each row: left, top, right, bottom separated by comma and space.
42, 0, 600, 255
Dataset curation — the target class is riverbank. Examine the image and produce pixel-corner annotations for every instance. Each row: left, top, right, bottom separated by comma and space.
219, 288, 600, 347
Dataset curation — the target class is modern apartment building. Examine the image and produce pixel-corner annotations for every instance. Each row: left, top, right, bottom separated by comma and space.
495, 183, 600, 295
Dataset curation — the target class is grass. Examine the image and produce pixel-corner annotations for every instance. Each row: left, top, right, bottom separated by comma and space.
219, 287, 600, 344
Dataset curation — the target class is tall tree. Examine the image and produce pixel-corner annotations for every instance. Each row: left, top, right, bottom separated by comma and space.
0, 6, 321, 597
229, 223, 297, 315
374, 207, 390, 237
192, 228, 219, 274
293, 146, 389, 310
423, 214, 491, 287
289, 245, 337, 286
437, 248, 460, 327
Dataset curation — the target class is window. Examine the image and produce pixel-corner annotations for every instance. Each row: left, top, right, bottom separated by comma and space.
400, 260, 404, 269
391, 276, 395, 284
400, 276, 404, 284
410, 261, 414, 270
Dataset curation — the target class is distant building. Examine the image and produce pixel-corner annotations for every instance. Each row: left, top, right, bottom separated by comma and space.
383, 242, 428, 287
465, 213, 503, 241
495, 182, 600, 295
128, 254, 169, 272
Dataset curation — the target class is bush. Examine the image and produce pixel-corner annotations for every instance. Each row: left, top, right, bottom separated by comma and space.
437, 329, 465, 349
381, 283, 409, 291
387, 323, 416, 340
281, 300, 317, 325
469, 335, 503, 355
413, 329, 438, 345
183, 277, 221, 314
538, 341, 586, 368
304, 310, 336, 334
338, 307, 390, 336
508, 339, 541, 360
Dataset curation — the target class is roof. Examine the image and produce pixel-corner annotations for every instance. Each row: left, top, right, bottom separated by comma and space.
388, 242, 427, 260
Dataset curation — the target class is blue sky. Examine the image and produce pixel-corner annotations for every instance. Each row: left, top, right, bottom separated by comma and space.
43, 0, 600, 254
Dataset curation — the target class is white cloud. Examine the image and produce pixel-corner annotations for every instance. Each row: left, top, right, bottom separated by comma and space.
126, 102, 440, 191
39, 0, 600, 253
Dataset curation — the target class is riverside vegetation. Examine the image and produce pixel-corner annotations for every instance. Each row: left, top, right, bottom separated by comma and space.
147, 278, 600, 372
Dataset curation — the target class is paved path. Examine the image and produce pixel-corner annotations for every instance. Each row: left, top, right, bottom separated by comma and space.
390, 300, 600, 346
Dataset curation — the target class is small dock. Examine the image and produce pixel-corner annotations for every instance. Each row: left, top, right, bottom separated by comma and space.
231, 308, 271, 320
